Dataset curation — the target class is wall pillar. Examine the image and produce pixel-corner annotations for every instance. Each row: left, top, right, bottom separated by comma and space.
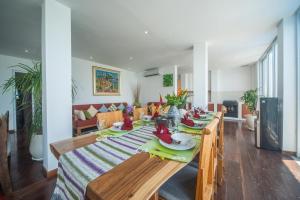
193, 42, 208, 108
42, 0, 72, 171
277, 15, 297, 152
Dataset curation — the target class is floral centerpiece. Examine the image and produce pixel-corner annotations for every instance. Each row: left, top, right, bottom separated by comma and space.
165, 90, 190, 127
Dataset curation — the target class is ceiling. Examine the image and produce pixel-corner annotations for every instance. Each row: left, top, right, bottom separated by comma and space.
0, 0, 299, 71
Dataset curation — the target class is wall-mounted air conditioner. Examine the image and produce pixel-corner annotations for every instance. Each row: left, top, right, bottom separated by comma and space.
143, 68, 160, 77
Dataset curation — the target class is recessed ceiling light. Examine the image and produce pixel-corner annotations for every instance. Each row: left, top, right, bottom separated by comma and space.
144, 30, 149, 35
89, 56, 93, 60
129, 57, 133, 60
25, 49, 29, 53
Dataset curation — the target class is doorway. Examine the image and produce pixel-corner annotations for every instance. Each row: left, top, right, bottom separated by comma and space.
8, 72, 44, 191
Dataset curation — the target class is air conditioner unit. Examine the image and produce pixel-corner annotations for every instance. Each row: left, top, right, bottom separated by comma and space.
143, 68, 160, 77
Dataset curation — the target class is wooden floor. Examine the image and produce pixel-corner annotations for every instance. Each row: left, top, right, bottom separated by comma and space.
3, 121, 300, 200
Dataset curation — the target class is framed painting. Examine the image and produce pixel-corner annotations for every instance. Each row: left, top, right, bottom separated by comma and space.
93, 66, 120, 96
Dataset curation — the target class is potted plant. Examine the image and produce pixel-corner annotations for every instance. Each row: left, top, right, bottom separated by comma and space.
241, 89, 258, 131
2, 62, 77, 160
165, 93, 181, 124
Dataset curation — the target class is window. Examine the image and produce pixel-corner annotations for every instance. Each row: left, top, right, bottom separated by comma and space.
258, 39, 278, 97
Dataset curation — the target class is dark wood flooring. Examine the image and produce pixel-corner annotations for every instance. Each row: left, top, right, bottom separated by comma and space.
9, 132, 45, 190
3, 121, 300, 200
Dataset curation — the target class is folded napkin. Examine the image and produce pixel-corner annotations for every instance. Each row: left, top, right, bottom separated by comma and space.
181, 114, 195, 127
193, 112, 200, 119
153, 124, 172, 144
121, 115, 133, 130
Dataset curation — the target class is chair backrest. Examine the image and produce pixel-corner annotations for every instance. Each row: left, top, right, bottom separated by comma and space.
218, 111, 225, 155
133, 107, 148, 121
0, 113, 12, 194
195, 117, 219, 200
96, 111, 123, 128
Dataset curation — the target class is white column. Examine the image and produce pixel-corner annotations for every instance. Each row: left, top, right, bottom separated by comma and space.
193, 42, 208, 108
277, 15, 297, 152
174, 65, 178, 94
211, 70, 220, 111
42, 0, 72, 171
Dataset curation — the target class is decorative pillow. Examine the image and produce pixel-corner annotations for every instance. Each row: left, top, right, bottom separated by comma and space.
87, 105, 98, 118
108, 104, 117, 112
74, 110, 86, 120
84, 110, 93, 119
148, 103, 155, 113
118, 103, 125, 111
98, 105, 108, 113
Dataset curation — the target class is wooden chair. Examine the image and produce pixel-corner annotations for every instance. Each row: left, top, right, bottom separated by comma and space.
217, 109, 225, 185
159, 118, 220, 200
0, 112, 13, 195
133, 107, 148, 121
96, 111, 123, 128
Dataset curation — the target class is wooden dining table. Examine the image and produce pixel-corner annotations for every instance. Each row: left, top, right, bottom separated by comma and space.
50, 112, 221, 200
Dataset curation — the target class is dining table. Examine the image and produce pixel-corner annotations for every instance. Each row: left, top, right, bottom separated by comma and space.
50, 112, 221, 200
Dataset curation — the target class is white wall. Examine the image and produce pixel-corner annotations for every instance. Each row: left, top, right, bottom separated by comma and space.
211, 64, 257, 103
139, 66, 177, 105
72, 57, 137, 105
0, 54, 33, 130
277, 15, 297, 152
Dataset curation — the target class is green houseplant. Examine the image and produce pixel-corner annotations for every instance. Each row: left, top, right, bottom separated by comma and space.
2, 62, 77, 160
241, 89, 258, 131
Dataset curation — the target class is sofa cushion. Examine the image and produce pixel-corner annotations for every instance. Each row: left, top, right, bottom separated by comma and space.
87, 105, 98, 118
98, 105, 109, 113
74, 110, 86, 120
118, 103, 126, 111
84, 110, 93, 119
108, 104, 117, 112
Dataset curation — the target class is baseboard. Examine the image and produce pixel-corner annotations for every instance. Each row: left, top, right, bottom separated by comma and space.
42, 166, 57, 178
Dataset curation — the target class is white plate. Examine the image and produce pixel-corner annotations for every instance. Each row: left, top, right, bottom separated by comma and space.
159, 139, 196, 151
109, 126, 124, 132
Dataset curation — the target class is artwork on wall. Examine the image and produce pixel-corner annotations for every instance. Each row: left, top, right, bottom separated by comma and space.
163, 73, 173, 87
93, 66, 120, 96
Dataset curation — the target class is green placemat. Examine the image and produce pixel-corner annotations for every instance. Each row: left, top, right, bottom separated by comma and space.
138, 137, 201, 163
96, 125, 142, 137
178, 125, 203, 134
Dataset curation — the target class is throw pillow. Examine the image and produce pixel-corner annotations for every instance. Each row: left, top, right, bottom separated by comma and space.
87, 105, 98, 118
108, 104, 117, 112
118, 103, 125, 111
98, 105, 108, 113
75, 110, 86, 120
84, 110, 92, 119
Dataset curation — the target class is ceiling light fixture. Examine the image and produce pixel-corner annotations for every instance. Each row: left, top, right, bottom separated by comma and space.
129, 57, 133, 60
144, 30, 149, 35
89, 56, 94, 60
25, 49, 29, 53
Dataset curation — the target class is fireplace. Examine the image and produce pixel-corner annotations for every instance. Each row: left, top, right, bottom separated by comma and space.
223, 100, 238, 118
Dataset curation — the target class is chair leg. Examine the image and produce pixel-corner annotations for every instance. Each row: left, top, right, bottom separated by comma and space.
0, 161, 13, 195
149, 191, 159, 200
76, 128, 81, 136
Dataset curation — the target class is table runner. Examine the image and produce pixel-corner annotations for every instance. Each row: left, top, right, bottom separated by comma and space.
51, 126, 155, 200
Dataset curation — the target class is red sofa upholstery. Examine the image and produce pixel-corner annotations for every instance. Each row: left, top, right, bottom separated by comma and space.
72, 102, 127, 135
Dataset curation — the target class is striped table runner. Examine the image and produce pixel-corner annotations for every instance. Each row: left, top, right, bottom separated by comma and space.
51, 126, 156, 200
